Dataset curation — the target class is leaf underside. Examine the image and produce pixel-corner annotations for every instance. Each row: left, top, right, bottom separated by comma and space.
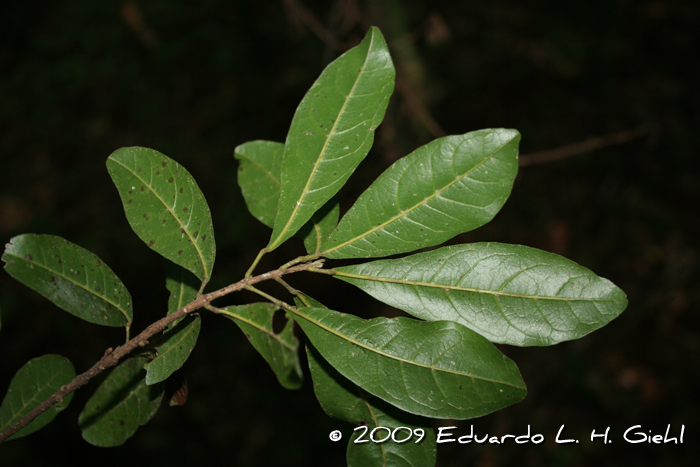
321, 129, 520, 259
334, 243, 628, 346
222, 303, 303, 390
2, 234, 132, 327
307, 344, 437, 467
268, 26, 395, 251
292, 307, 526, 420
79, 356, 164, 447
145, 314, 201, 386
107, 147, 215, 282
0, 355, 75, 440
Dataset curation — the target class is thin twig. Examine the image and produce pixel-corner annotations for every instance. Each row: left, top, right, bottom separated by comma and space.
0, 261, 317, 443
519, 124, 652, 167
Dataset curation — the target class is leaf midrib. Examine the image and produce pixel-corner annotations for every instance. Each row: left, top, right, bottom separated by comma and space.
293, 307, 525, 388
0, 366, 70, 431
145, 317, 199, 370
8, 253, 130, 324
110, 157, 209, 281
237, 153, 281, 186
321, 134, 517, 256
269, 33, 376, 250
221, 308, 298, 352
333, 269, 624, 302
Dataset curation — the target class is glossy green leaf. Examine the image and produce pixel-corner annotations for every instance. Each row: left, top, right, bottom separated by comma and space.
234, 140, 284, 227
268, 27, 395, 251
144, 314, 201, 385
298, 198, 340, 254
164, 259, 200, 325
221, 303, 302, 390
79, 356, 164, 447
292, 307, 526, 419
321, 129, 520, 259
334, 243, 628, 346
2, 234, 132, 327
307, 344, 437, 467
106, 147, 215, 282
0, 355, 75, 440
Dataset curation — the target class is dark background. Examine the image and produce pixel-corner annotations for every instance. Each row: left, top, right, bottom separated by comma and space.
1, 1, 698, 466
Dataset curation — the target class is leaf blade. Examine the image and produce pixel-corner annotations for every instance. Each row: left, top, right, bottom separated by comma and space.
321, 129, 520, 259
234, 140, 284, 227
268, 27, 395, 250
221, 303, 302, 390
334, 243, 628, 346
307, 343, 437, 467
144, 314, 201, 385
106, 147, 215, 281
0, 355, 75, 440
2, 234, 132, 327
79, 357, 164, 447
292, 307, 526, 420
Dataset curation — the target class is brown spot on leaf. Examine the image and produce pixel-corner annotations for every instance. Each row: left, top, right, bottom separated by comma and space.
140, 186, 145, 192
179, 187, 183, 193
178, 250, 183, 255
162, 161, 167, 167
193, 231, 198, 239
137, 167, 142, 172
96, 261, 101, 267
183, 207, 188, 212
168, 177, 174, 183
148, 240, 155, 247
24, 254, 33, 261
128, 199, 132, 204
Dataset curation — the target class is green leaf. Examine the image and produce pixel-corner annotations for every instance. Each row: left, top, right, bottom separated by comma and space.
164, 259, 200, 325
234, 140, 284, 227
321, 129, 520, 259
268, 27, 395, 251
106, 147, 215, 282
307, 344, 437, 467
298, 197, 340, 254
2, 234, 132, 327
221, 303, 302, 390
144, 314, 201, 385
333, 243, 628, 346
0, 355, 75, 440
292, 307, 526, 419
79, 356, 164, 447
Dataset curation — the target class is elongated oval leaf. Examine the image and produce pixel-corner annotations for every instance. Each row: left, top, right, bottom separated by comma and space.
334, 243, 628, 346
321, 129, 520, 259
292, 307, 526, 419
268, 27, 395, 250
107, 147, 215, 282
2, 234, 132, 327
145, 314, 201, 385
221, 303, 302, 390
79, 356, 164, 447
307, 344, 437, 467
0, 355, 75, 440
234, 140, 284, 227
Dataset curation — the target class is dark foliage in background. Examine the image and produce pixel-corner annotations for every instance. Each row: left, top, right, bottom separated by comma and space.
1, 1, 697, 465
